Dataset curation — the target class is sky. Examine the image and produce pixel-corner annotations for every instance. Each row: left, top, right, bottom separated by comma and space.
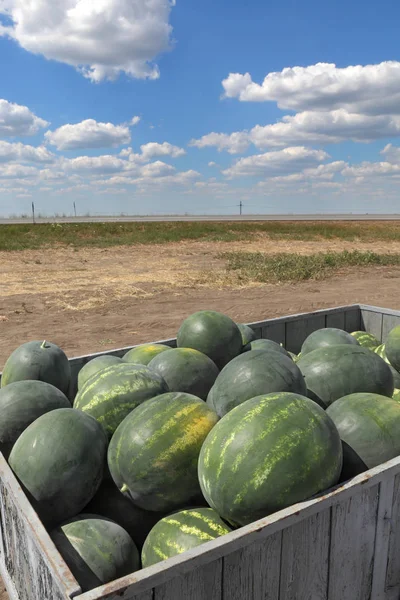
0, 0, 400, 216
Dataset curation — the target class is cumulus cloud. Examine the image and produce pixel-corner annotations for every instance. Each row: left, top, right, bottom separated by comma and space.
380, 144, 400, 163
62, 155, 127, 174
0, 99, 48, 137
140, 160, 176, 178
0, 0, 175, 82
190, 131, 250, 154
0, 141, 54, 163
222, 147, 328, 178
0, 164, 39, 178
45, 119, 132, 151
130, 116, 141, 126
140, 142, 186, 160
342, 162, 400, 178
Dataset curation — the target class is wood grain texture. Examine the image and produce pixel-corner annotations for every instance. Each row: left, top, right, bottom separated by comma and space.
371, 477, 396, 600
386, 473, 400, 591
222, 532, 282, 600
154, 561, 222, 600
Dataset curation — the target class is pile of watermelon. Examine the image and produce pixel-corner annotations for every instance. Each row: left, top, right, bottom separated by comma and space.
2, 311, 400, 592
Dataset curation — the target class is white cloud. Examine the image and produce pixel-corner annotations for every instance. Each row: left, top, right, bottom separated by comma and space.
0, 99, 48, 137
342, 162, 400, 178
380, 144, 400, 163
222, 147, 329, 178
0, 164, 39, 178
0, 141, 54, 163
140, 142, 186, 160
45, 119, 131, 151
208, 161, 218, 167
140, 161, 176, 178
130, 116, 141, 126
222, 61, 400, 115
190, 131, 250, 154
0, 0, 175, 82
63, 155, 126, 174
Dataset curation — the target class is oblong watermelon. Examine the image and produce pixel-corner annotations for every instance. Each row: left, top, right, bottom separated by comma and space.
177, 310, 242, 369
0, 380, 70, 457
148, 348, 219, 400
301, 328, 359, 355
74, 363, 168, 439
1, 340, 71, 395
237, 323, 257, 347
123, 344, 172, 366
386, 326, 400, 372
50, 515, 139, 592
142, 508, 231, 567
326, 393, 400, 468
207, 349, 307, 417
8, 408, 107, 526
77, 355, 123, 390
198, 392, 342, 527
244, 339, 292, 359
351, 331, 380, 350
297, 345, 394, 407
108, 392, 218, 512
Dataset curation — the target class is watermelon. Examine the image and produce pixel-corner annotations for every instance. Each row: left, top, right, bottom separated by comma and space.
123, 344, 172, 366
50, 515, 139, 592
386, 326, 400, 372
207, 349, 307, 417
198, 392, 342, 527
244, 338, 292, 359
297, 345, 394, 407
108, 392, 218, 512
77, 355, 122, 390
373, 344, 400, 387
237, 323, 257, 347
1, 340, 71, 395
375, 343, 389, 363
74, 363, 168, 439
301, 328, 359, 355
338, 441, 368, 484
142, 508, 231, 567
148, 348, 219, 400
84, 481, 162, 550
351, 331, 380, 350
177, 310, 242, 369
8, 408, 107, 526
393, 389, 400, 403
326, 393, 400, 468
0, 380, 70, 458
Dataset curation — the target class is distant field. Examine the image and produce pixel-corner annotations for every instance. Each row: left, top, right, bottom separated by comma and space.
1, 220, 400, 251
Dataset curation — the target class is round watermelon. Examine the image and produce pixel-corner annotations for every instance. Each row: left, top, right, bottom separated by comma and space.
74, 363, 168, 439
0, 380, 70, 458
207, 349, 307, 417
297, 345, 394, 407
375, 343, 390, 363
244, 339, 292, 359
8, 408, 107, 526
108, 392, 218, 512
77, 355, 122, 390
50, 515, 139, 592
148, 348, 219, 400
301, 328, 359, 356
177, 310, 242, 369
123, 344, 172, 366
386, 326, 400, 372
1, 340, 71, 395
338, 440, 368, 484
237, 323, 257, 347
198, 392, 342, 527
326, 393, 400, 468
142, 508, 231, 567
351, 331, 380, 350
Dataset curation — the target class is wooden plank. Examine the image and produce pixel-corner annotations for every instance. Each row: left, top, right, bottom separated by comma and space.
222, 531, 281, 600
328, 485, 379, 600
285, 314, 326, 354
261, 322, 286, 345
279, 510, 330, 600
386, 473, 400, 590
154, 561, 222, 600
361, 310, 383, 341
382, 314, 400, 343
325, 312, 345, 330
371, 476, 396, 600
344, 307, 361, 332
248, 325, 262, 340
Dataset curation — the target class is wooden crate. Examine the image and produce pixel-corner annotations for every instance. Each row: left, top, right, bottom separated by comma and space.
1, 303, 400, 600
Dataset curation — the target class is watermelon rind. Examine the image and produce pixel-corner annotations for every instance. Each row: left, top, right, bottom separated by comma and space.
350, 331, 380, 350
237, 323, 257, 347
301, 328, 359, 356
77, 355, 123, 390
386, 326, 400, 372
123, 344, 172, 366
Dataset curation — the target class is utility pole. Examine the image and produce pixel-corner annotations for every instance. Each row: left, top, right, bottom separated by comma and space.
239, 201, 243, 216
32, 202, 35, 224
73, 201, 77, 217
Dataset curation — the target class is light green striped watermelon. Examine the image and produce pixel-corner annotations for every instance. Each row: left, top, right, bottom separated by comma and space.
77, 355, 123, 390
198, 392, 342, 527
50, 515, 139, 592
301, 328, 359, 355
351, 331, 380, 350
74, 363, 168, 439
374, 343, 390, 363
386, 326, 400, 372
142, 508, 232, 567
108, 392, 218, 512
123, 344, 172, 366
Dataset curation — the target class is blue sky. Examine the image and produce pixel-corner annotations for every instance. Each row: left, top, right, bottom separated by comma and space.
0, 0, 400, 216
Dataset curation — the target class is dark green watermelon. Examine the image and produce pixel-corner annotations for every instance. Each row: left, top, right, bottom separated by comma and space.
108, 392, 218, 512
74, 363, 168, 439
0, 380, 70, 458
297, 345, 394, 407
177, 310, 242, 369
8, 408, 107, 526
326, 393, 400, 468
142, 508, 232, 567
50, 515, 139, 592
237, 323, 257, 347
77, 355, 122, 390
207, 349, 307, 417
244, 338, 292, 359
338, 440, 368, 484
301, 328, 359, 355
386, 326, 400, 372
1, 340, 71, 395
148, 348, 219, 400
84, 481, 162, 550
198, 392, 342, 527
123, 343, 172, 366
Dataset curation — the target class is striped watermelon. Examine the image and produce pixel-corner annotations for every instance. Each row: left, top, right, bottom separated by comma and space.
50, 515, 139, 592
123, 344, 172, 366
108, 392, 218, 512
198, 392, 342, 527
301, 328, 359, 355
77, 355, 123, 390
74, 363, 168, 439
386, 325, 400, 372
351, 331, 380, 350
374, 343, 390, 362
141, 508, 231, 567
